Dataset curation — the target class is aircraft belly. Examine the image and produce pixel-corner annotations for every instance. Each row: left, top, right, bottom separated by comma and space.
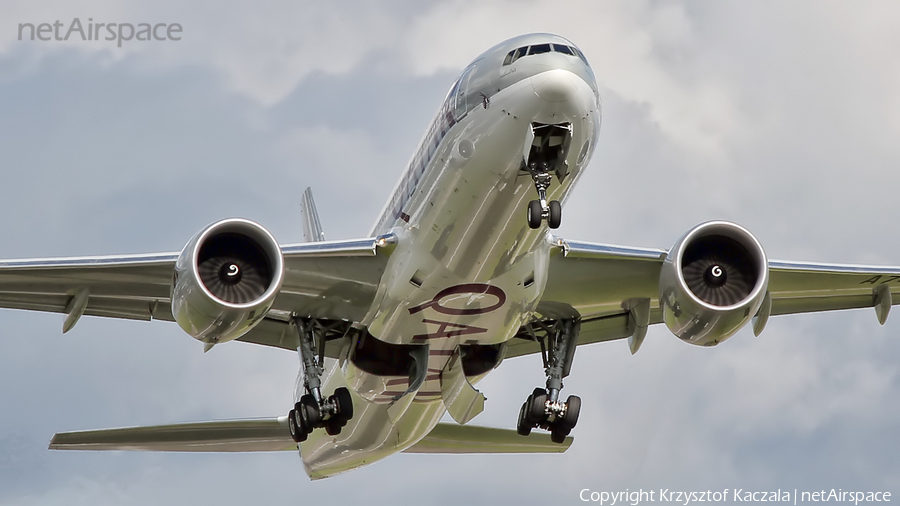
300, 69, 601, 480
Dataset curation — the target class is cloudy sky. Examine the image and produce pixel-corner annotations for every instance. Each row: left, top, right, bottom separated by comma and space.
2, 0, 900, 504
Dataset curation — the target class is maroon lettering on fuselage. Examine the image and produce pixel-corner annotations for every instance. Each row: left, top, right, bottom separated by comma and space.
408, 283, 507, 316
408, 283, 507, 342
413, 319, 488, 341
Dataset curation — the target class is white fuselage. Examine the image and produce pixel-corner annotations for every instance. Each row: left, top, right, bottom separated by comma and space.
298, 34, 601, 479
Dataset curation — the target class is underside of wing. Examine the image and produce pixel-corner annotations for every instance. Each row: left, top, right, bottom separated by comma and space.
0, 253, 179, 324
537, 240, 665, 322
767, 260, 900, 317
503, 239, 665, 358
518, 231, 900, 359
272, 239, 389, 323
0, 233, 391, 342
542, 238, 900, 321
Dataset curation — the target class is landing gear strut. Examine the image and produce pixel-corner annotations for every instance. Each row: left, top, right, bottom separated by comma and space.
526, 167, 562, 230
288, 317, 354, 443
516, 319, 581, 443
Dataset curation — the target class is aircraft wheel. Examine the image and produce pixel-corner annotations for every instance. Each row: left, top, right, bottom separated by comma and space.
563, 395, 581, 430
324, 418, 343, 436
527, 200, 543, 229
289, 409, 307, 442
333, 387, 354, 423
548, 201, 562, 229
516, 403, 532, 436
299, 394, 321, 429
550, 425, 569, 444
527, 388, 548, 423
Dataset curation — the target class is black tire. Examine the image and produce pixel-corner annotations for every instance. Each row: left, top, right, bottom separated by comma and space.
333, 387, 354, 422
289, 409, 307, 442
528, 388, 548, 423
527, 200, 543, 229
550, 426, 569, 444
548, 201, 562, 229
324, 418, 342, 436
300, 394, 321, 429
516, 403, 532, 436
563, 395, 581, 430
288, 409, 298, 440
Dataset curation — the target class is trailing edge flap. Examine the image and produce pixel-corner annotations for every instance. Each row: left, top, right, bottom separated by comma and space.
440, 347, 485, 424
300, 187, 326, 243
403, 423, 572, 454
49, 417, 296, 452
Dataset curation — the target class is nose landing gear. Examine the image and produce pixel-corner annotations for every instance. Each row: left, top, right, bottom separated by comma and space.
526, 170, 562, 229
288, 317, 354, 443
516, 319, 581, 443
523, 121, 571, 230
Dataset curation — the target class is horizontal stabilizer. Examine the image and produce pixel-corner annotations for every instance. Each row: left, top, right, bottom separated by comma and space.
403, 423, 572, 454
49, 417, 296, 452
49, 418, 570, 454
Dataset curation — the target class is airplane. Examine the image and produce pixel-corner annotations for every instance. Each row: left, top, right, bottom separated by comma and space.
3, 32, 900, 481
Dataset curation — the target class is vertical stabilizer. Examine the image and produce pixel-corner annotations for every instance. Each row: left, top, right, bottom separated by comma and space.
300, 187, 326, 242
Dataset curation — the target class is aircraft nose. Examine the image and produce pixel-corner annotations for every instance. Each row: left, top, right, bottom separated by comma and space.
531, 69, 579, 102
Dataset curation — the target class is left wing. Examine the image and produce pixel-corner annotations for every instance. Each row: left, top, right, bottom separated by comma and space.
0, 237, 390, 339
505, 237, 900, 358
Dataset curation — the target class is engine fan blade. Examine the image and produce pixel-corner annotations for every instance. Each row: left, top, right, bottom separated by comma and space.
681, 236, 757, 306
196, 233, 271, 304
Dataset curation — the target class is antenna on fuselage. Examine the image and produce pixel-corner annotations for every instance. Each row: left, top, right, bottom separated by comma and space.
300, 187, 326, 242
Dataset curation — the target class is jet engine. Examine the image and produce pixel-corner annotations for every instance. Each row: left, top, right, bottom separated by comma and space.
659, 221, 768, 346
171, 218, 284, 345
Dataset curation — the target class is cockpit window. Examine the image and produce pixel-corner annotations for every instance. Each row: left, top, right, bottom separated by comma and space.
572, 46, 589, 65
514, 46, 528, 61
500, 42, 588, 66
503, 46, 530, 66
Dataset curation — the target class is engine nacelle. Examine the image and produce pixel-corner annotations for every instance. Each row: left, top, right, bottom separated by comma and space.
172, 218, 284, 345
659, 221, 768, 346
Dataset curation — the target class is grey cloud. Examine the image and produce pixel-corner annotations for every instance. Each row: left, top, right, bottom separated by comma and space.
2, 1, 900, 504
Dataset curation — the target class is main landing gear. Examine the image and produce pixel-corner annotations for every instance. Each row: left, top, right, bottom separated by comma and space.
526, 167, 562, 230
288, 317, 354, 443
517, 319, 581, 443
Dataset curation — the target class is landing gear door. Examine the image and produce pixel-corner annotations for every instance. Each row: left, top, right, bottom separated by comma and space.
523, 124, 535, 164
555, 124, 573, 182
